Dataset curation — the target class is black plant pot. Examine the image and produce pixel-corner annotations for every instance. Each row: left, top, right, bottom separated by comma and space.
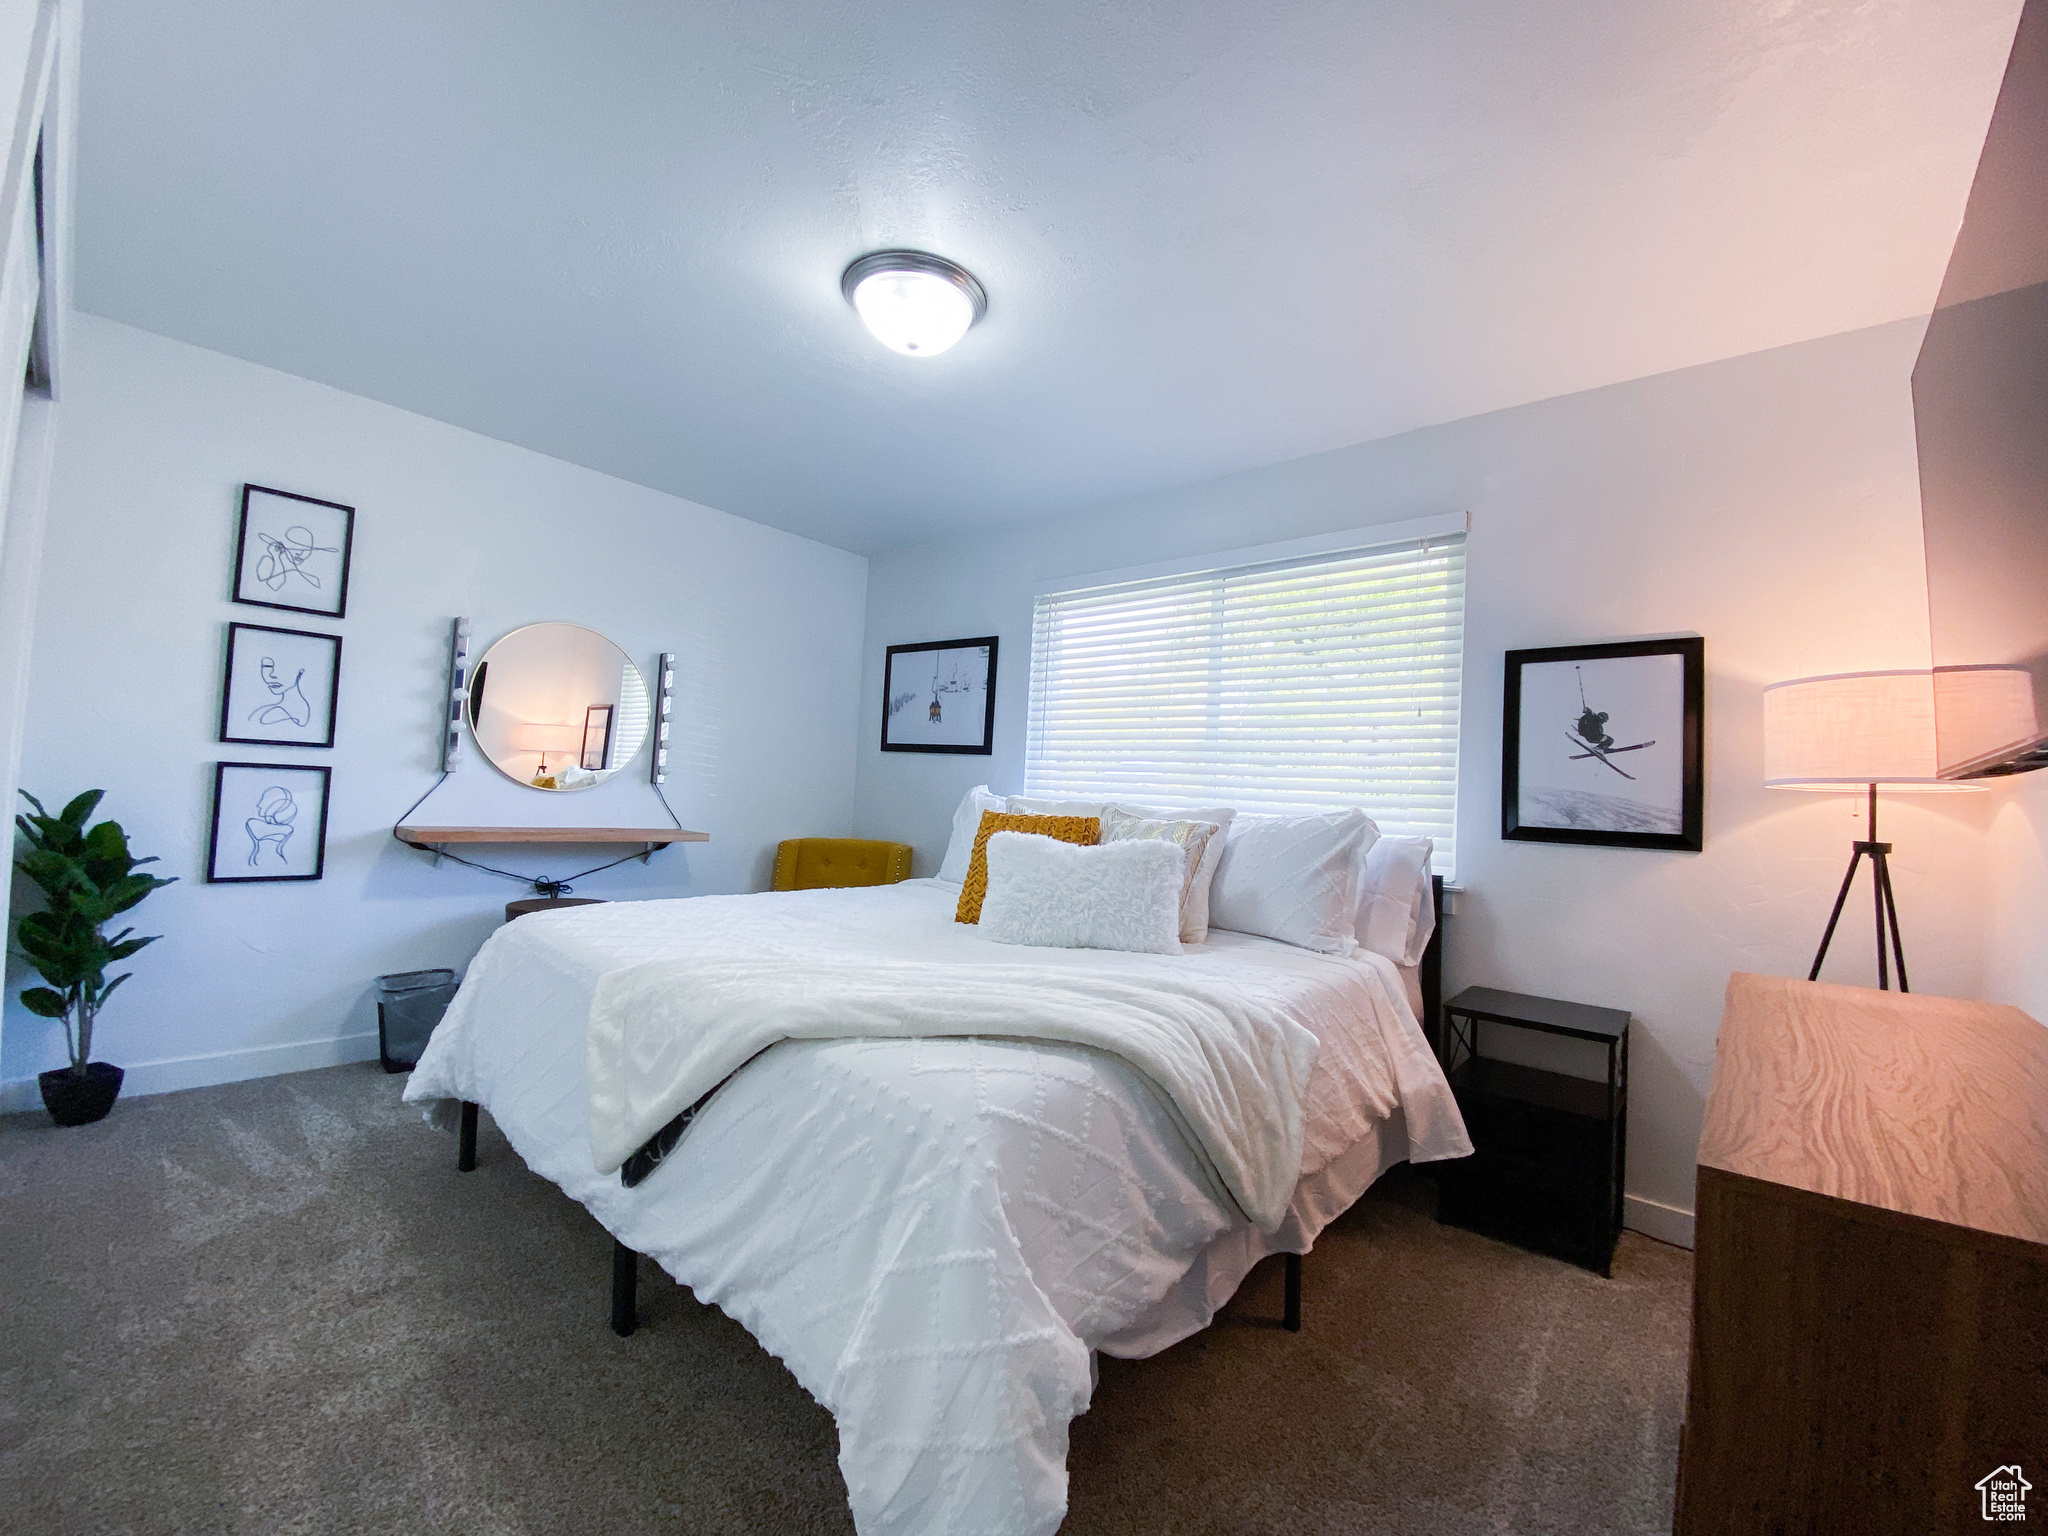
38, 1062, 124, 1126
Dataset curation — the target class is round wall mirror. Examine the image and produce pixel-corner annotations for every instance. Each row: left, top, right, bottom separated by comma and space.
466, 623, 652, 791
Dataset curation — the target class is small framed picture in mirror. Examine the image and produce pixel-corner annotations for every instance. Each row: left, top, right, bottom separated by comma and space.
882, 636, 998, 754
207, 762, 331, 883
219, 623, 341, 749
232, 484, 355, 618
581, 704, 614, 770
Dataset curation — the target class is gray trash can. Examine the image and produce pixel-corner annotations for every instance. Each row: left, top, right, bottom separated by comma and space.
376, 969, 460, 1073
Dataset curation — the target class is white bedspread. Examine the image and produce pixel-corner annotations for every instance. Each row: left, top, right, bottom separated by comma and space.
406, 880, 1468, 1536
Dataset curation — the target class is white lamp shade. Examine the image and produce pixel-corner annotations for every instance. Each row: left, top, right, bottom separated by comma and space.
1763, 670, 1984, 790
515, 723, 578, 754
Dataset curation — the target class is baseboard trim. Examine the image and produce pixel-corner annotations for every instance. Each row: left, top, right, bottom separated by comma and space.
1623, 1192, 1695, 1250
0, 1032, 381, 1114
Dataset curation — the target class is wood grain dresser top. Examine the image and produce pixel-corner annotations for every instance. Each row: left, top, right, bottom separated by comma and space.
1701, 973, 2048, 1247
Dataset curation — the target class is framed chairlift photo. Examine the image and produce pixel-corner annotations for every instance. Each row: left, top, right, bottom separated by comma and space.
881, 636, 998, 754
1502, 636, 1704, 852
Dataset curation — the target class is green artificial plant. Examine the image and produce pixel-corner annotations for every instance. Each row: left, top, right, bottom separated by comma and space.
13, 790, 175, 1076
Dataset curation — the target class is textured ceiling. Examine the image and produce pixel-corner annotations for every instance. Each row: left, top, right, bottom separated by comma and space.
75, 0, 2024, 553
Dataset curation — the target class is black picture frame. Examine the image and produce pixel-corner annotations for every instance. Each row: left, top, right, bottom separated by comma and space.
206, 762, 331, 883
219, 622, 342, 749
231, 484, 356, 619
1502, 636, 1704, 852
881, 635, 999, 755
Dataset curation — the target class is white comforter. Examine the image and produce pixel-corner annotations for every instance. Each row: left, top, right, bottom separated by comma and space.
590, 927, 1340, 1228
406, 880, 1468, 1536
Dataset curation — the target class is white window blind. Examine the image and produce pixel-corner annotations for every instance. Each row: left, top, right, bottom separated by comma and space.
1025, 533, 1466, 871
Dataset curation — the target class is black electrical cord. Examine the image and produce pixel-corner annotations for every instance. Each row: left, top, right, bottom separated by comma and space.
651, 778, 685, 832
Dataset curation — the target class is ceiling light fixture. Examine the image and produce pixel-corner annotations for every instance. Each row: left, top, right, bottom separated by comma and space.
841, 250, 986, 357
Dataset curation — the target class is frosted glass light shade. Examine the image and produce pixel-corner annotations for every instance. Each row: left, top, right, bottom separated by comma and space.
1763, 670, 1985, 791
842, 250, 987, 357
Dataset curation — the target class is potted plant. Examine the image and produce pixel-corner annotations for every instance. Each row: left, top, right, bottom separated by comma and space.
13, 790, 175, 1125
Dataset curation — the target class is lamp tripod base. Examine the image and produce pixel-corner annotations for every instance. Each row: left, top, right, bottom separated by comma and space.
1809, 785, 1909, 991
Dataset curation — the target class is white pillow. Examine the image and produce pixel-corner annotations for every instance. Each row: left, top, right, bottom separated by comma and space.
937, 785, 1009, 884
1356, 834, 1436, 967
1008, 791, 1237, 937
978, 831, 1185, 955
1208, 809, 1380, 956
1099, 809, 1223, 944
1005, 794, 1109, 817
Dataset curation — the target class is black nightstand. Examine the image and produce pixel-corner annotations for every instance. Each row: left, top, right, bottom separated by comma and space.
1434, 986, 1630, 1276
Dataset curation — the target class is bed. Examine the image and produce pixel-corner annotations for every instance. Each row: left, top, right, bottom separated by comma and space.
405, 870, 1469, 1536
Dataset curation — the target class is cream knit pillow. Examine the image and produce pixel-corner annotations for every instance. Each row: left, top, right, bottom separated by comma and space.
1099, 810, 1224, 944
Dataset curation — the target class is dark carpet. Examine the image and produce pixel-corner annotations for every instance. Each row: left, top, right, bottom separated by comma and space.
0, 1065, 1688, 1534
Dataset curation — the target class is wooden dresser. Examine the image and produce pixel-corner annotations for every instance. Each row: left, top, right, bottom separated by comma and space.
1674, 974, 2048, 1535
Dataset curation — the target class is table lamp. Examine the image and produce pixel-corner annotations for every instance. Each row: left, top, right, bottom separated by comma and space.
515, 723, 578, 781
1763, 670, 1985, 991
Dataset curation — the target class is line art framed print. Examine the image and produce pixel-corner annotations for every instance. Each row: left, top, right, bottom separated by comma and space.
231, 484, 355, 619
207, 762, 331, 882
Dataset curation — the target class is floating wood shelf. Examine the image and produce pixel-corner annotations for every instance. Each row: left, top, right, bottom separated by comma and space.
397, 825, 709, 847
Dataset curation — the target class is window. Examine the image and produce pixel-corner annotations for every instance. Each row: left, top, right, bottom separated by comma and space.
1025, 528, 1466, 871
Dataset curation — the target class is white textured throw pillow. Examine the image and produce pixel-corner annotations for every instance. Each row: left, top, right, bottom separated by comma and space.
1008, 792, 1237, 940
978, 831, 1185, 955
1208, 809, 1380, 956
1099, 810, 1223, 944
937, 785, 1009, 884
1356, 834, 1435, 967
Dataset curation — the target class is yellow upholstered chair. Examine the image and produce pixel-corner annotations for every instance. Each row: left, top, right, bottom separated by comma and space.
772, 838, 914, 891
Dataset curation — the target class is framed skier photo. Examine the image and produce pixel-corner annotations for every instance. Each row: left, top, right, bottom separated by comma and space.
1502, 637, 1704, 852
881, 636, 998, 754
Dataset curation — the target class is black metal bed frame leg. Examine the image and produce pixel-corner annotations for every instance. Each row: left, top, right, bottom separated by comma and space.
1283, 1252, 1302, 1333
611, 1239, 639, 1337
457, 1101, 478, 1172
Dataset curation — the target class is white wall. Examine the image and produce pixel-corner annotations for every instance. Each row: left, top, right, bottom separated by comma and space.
1985, 772, 2048, 1017
1, 314, 867, 1103
853, 316, 1999, 1244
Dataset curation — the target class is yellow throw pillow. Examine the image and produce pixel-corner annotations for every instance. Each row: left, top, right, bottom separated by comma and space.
955, 811, 1101, 923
